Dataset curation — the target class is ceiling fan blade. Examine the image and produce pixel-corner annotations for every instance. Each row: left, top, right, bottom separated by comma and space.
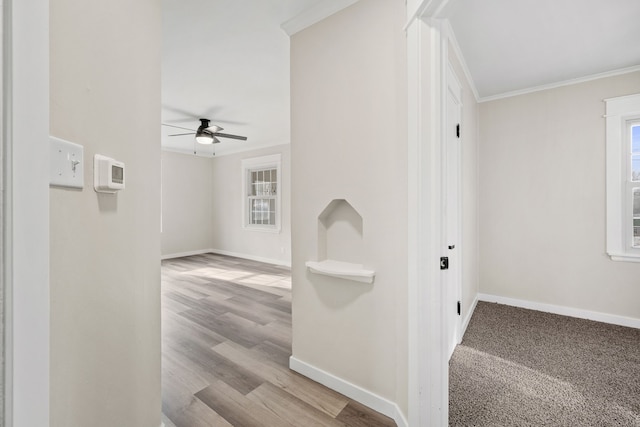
205, 125, 223, 133
169, 132, 196, 137
162, 123, 195, 132
214, 132, 248, 141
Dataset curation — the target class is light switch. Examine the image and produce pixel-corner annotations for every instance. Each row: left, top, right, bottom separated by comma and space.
50, 136, 84, 189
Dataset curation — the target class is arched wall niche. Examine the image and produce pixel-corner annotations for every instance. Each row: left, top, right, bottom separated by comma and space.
306, 199, 375, 283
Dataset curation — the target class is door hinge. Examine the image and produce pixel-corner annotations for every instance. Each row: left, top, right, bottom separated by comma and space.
457, 301, 461, 315
456, 124, 460, 138
440, 257, 449, 270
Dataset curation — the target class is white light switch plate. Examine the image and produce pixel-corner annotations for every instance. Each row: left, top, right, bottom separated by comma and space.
50, 136, 84, 189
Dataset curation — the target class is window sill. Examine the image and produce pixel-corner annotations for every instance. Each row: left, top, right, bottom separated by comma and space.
607, 252, 640, 263
243, 225, 281, 234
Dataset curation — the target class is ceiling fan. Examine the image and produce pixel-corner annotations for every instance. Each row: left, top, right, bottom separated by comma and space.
162, 118, 247, 144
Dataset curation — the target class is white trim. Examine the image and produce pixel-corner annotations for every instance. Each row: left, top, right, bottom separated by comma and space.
161, 249, 213, 260
609, 253, 640, 263
162, 248, 291, 268
605, 94, 640, 261
242, 154, 282, 233
442, 20, 479, 102
405, 17, 421, 427
161, 142, 291, 159
478, 293, 640, 329
160, 142, 291, 159
604, 92, 640, 103
160, 146, 215, 158
479, 65, 640, 103
289, 357, 408, 427
280, 0, 359, 36
460, 294, 478, 338
3, 2, 13, 423
161, 412, 176, 427
404, 0, 452, 31
242, 225, 281, 234
210, 249, 291, 268
6, 0, 50, 425
406, 15, 447, 426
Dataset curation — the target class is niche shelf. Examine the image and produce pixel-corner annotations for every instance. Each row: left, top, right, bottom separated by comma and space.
305, 260, 375, 283
306, 199, 375, 284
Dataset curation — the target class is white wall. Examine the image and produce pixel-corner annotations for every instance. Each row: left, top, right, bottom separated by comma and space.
160, 145, 291, 265
50, 0, 161, 425
448, 42, 480, 324
479, 71, 640, 320
161, 151, 214, 257
291, 0, 408, 418
210, 144, 291, 265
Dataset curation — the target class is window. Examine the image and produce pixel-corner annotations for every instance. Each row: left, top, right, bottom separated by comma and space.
631, 124, 640, 248
242, 154, 281, 232
605, 93, 640, 262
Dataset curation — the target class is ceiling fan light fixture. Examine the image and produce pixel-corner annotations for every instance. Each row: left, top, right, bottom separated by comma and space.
195, 132, 214, 144
164, 117, 245, 145
196, 132, 222, 144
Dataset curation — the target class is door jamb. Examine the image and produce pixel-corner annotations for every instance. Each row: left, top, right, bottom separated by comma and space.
4, 0, 50, 425
406, 1, 457, 424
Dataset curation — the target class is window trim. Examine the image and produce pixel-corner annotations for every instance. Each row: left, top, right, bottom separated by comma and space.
605, 93, 640, 262
241, 154, 282, 233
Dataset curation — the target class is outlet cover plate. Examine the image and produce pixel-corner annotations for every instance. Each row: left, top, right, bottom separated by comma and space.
50, 136, 84, 189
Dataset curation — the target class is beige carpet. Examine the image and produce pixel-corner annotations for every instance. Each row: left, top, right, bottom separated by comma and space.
449, 302, 640, 426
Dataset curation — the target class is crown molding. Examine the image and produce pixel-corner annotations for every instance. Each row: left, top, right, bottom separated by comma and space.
281, 0, 359, 36
405, 0, 455, 30
161, 142, 290, 158
479, 64, 640, 103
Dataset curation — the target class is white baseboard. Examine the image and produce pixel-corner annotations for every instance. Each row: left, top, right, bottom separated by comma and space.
209, 248, 291, 267
161, 411, 177, 427
161, 248, 291, 267
461, 294, 478, 338
161, 248, 212, 260
478, 293, 640, 329
289, 356, 408, 427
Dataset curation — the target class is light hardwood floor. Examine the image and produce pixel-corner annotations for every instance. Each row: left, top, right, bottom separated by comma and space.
162, 253, 396, 427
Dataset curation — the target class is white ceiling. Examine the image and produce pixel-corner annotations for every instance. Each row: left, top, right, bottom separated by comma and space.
162, 0, 324, 156
162, 0, 640, 155
447, 0, 640, 100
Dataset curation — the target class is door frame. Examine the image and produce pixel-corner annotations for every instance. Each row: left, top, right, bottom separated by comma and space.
406, 0, 459, 425
3, 0, 50, 425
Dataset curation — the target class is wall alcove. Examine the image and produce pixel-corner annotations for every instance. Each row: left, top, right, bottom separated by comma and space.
305, 199, 375, 283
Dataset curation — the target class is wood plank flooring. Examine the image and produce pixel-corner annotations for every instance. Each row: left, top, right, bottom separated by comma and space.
162, 253, 396, 427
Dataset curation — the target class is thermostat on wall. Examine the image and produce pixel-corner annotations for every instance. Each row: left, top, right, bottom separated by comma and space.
94, 154, 125, 193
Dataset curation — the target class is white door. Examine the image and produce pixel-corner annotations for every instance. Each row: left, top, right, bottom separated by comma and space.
444, 65, 462, 360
